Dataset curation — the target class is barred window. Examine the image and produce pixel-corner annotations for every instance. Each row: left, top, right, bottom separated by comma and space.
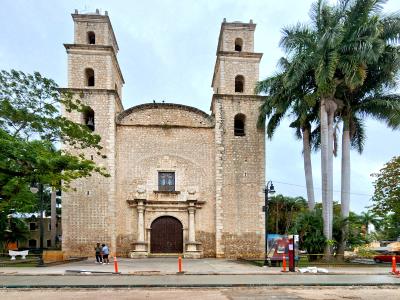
158, 172, 175, 192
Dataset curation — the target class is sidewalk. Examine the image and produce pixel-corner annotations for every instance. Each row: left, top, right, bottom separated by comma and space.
1, 258, 399, 288
0, 258, 394, 275
0, 257, 391, 275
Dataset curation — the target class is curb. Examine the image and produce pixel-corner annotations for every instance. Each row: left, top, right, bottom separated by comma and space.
2, 282, 400, 288
0, 272, 392, 276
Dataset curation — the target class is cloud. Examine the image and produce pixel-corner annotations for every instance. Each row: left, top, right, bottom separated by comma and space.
1, 0, 399, 213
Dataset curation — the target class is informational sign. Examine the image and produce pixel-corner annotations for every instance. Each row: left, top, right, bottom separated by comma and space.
267, 234, 299, 263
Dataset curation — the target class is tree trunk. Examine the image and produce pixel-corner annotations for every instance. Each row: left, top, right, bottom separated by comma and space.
320, 99, 331, 257
302, 127, 315, 210
338, 121, 351, 258
326, 99, 337, 259
327, 110, 335, 236
50, 187, 57, 248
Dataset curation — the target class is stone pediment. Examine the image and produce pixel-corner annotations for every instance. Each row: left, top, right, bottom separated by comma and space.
116, 103, 214, 128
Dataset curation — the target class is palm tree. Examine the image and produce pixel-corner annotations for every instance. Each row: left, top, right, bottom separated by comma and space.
358, 211, 381, 236
266, 194, 308, 234
336, 12, 400, 254
280, 0, 390, 256
257, 59, 319, 210
284, 196, 308, 233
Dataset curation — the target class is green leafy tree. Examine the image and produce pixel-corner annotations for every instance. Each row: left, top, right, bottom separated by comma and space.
268, 194, 308, 234
296, 202, 370, 256
371, 156, 400, 219
0, 213, 29, 251
0, 70, 109, 243
291, 209, 326, 260
374, 213, 400, 240
0, 69, 108, 186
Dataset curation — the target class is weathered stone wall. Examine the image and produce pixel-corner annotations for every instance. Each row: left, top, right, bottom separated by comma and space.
62, 12, 125, 258
118, 103, 214, 128
197, 231, 216, 257
62, 13, 265, 259
213, 95, 265, 259
115, 106, 216, 256
212, 22, 262, 95
212, 21, 265, 259
62, 91, 119, 257
220, 23, 255, 52
67, 49, 123, 93
215, 56, 260, 94
73, 13, 119, 52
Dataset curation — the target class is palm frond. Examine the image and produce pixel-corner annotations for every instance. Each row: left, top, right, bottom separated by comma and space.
349, 114, 366, 153
356, 94, 400, 129
380, 12, 400, 44
280, 23, 315, 54
310, 123, 321, 152
266, 112, 286, 139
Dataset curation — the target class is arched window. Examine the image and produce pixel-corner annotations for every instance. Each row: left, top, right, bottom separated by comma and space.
235, 75, 244, 93
234, 114, 246, 136
87, 31, 96, 44
85, 68, 95, 87
234, 38, 243, 51
83, 107, 95, 131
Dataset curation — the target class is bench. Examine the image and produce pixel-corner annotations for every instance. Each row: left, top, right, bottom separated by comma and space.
8, 250, 29, 260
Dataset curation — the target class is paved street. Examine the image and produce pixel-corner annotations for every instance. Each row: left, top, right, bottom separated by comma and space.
1, 287, 400, 300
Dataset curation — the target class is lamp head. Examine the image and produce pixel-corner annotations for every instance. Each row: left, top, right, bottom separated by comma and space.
30, 181, 39, 194
269, 183, 276, 195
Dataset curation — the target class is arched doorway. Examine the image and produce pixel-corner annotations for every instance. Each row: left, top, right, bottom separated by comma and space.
150, 216, 183, 253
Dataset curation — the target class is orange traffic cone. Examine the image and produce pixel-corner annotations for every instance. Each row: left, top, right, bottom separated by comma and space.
281, 254, 287, 272
178, 256, 183, 273
113, 256, 119, 273
392, 256, 397, 274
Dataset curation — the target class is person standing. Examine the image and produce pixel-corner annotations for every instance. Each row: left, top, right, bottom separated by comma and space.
102, 243, 110, 264
95, 243, 103, 264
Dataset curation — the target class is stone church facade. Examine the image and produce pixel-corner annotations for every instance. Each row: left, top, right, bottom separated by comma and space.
62, 10, 265, 259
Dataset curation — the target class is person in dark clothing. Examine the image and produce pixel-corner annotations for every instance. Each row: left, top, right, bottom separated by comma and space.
95, 243, 103, 263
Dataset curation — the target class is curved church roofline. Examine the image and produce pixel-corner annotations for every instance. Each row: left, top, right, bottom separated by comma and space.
116, 102, 213, 124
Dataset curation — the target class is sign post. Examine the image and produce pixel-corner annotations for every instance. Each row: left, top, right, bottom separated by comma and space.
288, 235, 295, 272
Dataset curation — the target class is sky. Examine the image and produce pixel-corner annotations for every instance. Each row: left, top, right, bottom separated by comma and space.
0, 0, 399, 213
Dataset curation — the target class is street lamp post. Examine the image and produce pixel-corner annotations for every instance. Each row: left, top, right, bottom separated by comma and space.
30, 182, 45, 266
264, 180, 275, 266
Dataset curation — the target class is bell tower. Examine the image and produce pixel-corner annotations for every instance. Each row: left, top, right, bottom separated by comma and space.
62, 9, 124, 257
67, 9, 124, 95
211, 19, 265, 258
211, 19, 261, 95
